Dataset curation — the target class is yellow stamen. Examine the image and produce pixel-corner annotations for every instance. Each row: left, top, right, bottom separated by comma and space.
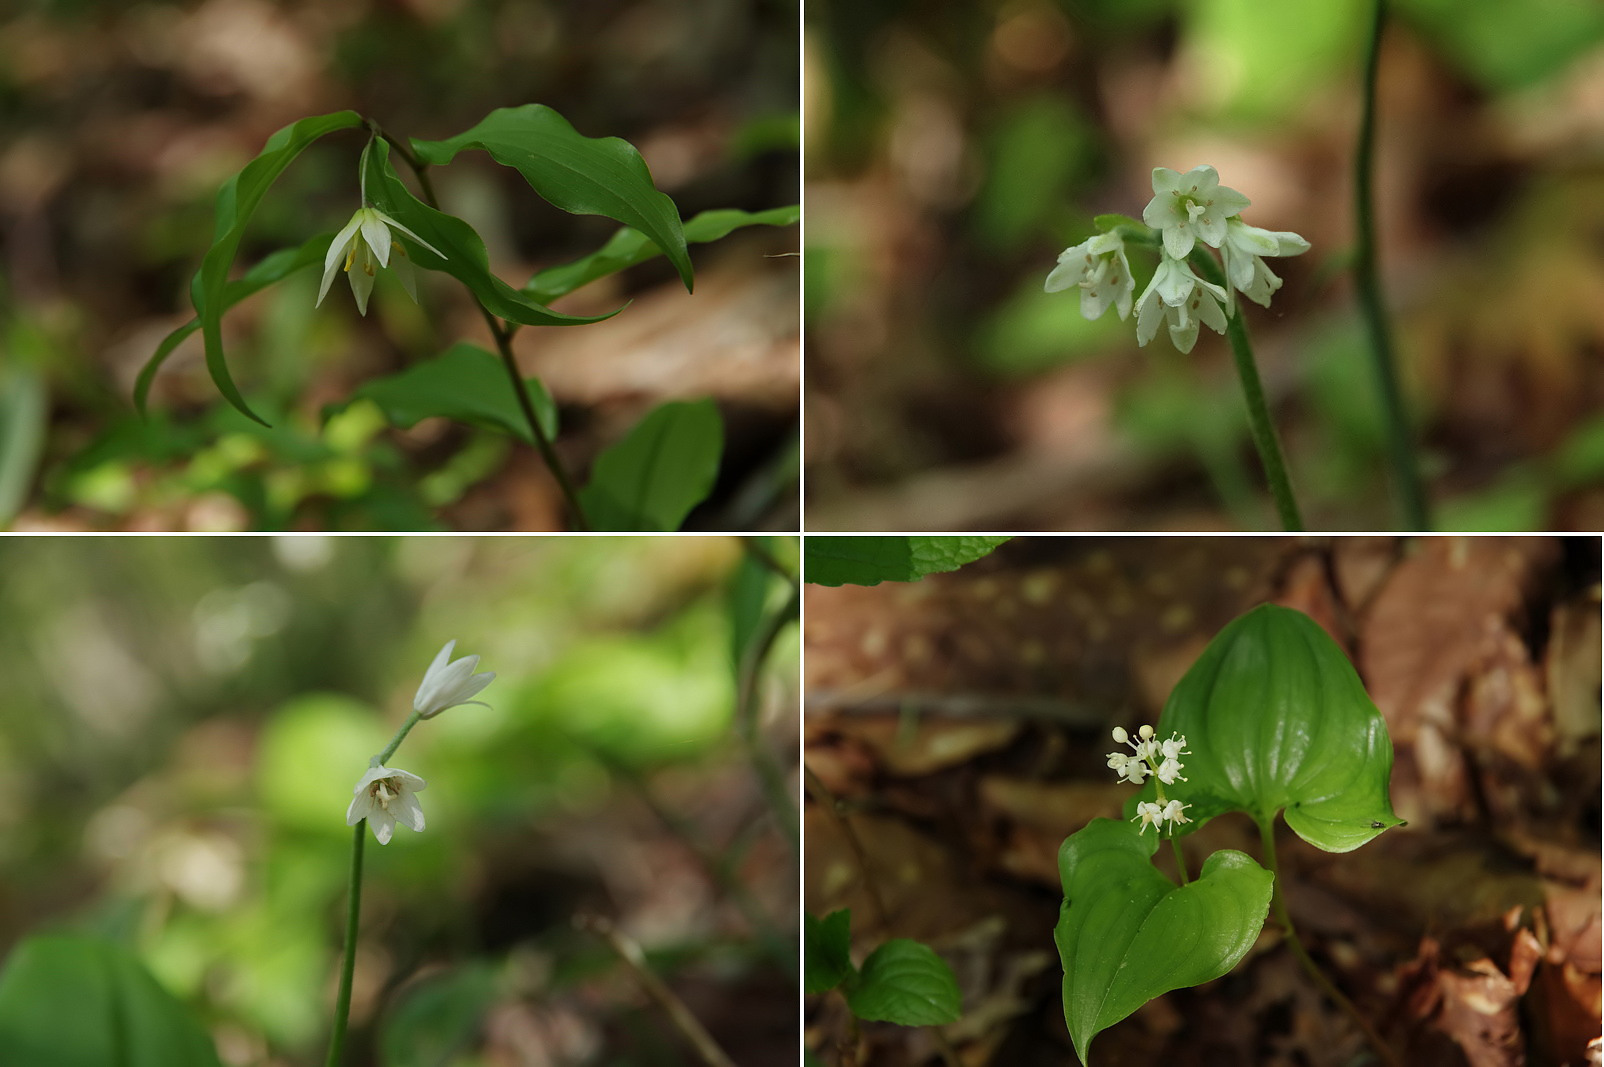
343, 246, 354, 273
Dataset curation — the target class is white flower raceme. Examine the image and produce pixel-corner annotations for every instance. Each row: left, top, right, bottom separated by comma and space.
1044, 231, 1135, 321
1221, 218, 1311, 309
1109, 723, 1192, 833
1143, 165, 1251, 259
1135, 255, 1230, 354
346, 765, 427, 845
316, 206, 445, 315
413, 639, 495, 719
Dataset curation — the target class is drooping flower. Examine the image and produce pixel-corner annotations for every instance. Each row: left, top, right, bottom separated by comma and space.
1135, 256, 1230, 354
1142, 165, 1251, 259
1045, 231, 1135, 321
316, 206, 445, 315
1220, 218, 1311, 309
413, 639, 496, 719
346, 765, 427, 845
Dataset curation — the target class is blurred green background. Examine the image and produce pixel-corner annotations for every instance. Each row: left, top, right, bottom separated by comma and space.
0, 0, 800, 531
0, 534, 799, 1065
803, 0, 1604, 530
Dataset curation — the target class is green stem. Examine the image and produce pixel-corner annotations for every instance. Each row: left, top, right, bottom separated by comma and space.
1257, 819, 1401, 1067
374, 121, 592, 531
738, 584, 801, 854
373, 710, 422, 767
1168, 836, 1189, 885
1187, 249, 1304, 530
324, 823, 366, 1067
1354, 0, 1431, 530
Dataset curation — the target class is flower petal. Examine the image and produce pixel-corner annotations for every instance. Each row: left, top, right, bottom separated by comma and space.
358, 209, 393, 270
373, 209, 446, 260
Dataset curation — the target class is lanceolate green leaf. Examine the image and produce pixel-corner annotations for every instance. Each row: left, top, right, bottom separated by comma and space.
845, 939, 962, 1027
1056, 819, 1272, 1065
360, 138, 617, 329
523, 205, 798, 305
339, 343, 557, 443
803, 537, 1012, 587
192, 110, 362, 425
0, 934, 223, 1067
1142, 604, 1404, 852
410, 105, 694, 292
575, 398, 723, 532
138, 231, 336, 415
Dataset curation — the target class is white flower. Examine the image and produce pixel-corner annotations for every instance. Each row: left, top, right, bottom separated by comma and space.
1160, 799, 1192, 829
1118, 759, 1150, 785
1111, 726, 1129, 745
1156, 757, 1188, 785
346, 765, 427, 844
1142, 165, 1251, 259
316, 206, 445, 315
1045, 231, 1135, 321
1159, 734, 1189, 761
1221, 218, 1310, 309
1133, 801, 1164, 835
1135, 256, 1230, 354
413, 639, 495, 719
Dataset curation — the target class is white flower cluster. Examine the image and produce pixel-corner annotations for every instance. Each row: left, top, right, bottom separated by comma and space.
1045, 165, 1310, 354
1106, 723, 1192, 835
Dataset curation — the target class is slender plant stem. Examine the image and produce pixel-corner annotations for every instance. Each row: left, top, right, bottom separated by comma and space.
576, 914, 737, 1067
324, 823, 366, 1067
374, 710, 421, 767
1354, 0, 1431, 531
738, 583, 800, 853
1168, 836, 1190, 885
374, 121, 593, 530
1257, 819, 1401, 1067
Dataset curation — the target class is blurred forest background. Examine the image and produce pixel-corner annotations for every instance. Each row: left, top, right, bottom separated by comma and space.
804, 535, 1600, 1064
0, 535, 799, 1065
0, 0, 799, 532
804, 0, 1604, 531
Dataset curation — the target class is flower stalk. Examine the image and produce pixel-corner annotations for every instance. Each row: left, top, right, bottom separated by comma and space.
324, 824, 365, 1067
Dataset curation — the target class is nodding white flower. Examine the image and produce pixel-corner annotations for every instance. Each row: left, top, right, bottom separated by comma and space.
1221, 218, 1310, 310
316, 206, 445, 315
1143, 165, 1251, 259
413, 639, 495, 719
1045, 231, 1135, 321
346, 765, 427, 844
1135, 256, 1230, 354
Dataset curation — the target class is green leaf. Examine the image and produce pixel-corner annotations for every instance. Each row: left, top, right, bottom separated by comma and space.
576, 398, 723, 531
360, 138, 617, 328
379, 963, 500, 1067
804, 910, 855, 995
1141, 604, 1404, 852
411, 104, 694, 293
523, 205, 798, 305
339, 343, 556, 444
845, 939, 961, 1026
138, 231, 336, 415
0, 364, 47, 526
192, 110, 362, 425
0, 934, 223, 1067
1056, 819, 1272, 1065
803, 537, 1012, 587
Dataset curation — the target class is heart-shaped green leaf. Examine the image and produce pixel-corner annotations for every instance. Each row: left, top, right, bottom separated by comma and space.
192, 110, 362, 425
337, 342, 556, 444
0, 934, 223, 1067
1140, 603, 1404, 852
1056, 818, 1272, 1065
845, 939, 961, 1027
411, 105, 694, 293
360, 139, 618, 329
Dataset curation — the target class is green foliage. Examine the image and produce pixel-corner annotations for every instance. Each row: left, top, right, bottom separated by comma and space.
1136, 603, 1404, 852
576, 399, 724, 531
0, 934, 223, 1067
379, 964, 501, 1067
192, 110, 363, 425
524, 205, 799, 305
359, 138, 616, 329
0, 363, 46, 527
803, 536, 1011, 587
411, 104, 695, 293
341, 343, 558, 444
805, 910, 962, 1027
1398, 0, 1604, 92
1055, 819, 1272, 1065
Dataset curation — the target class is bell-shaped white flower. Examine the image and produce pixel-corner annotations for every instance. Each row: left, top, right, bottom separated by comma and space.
1045, 231, 1135, 321
1135, 256, 1230, 354
1143, 165, 1251, 259
316, 206, 445, 315
346, 765, 427, 844
1221, 218, 1310, 309
413, 639, 496, 719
